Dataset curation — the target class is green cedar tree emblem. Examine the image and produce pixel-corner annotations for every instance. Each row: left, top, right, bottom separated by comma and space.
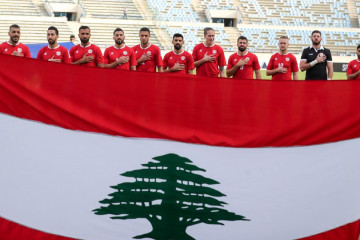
93, 153, 249, 240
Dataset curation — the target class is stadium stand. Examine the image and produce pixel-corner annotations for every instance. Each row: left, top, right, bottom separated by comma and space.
201, 0, 235, 10
146, 0, 200, 22
79, 0, 143, 20
0, 0, 40, 16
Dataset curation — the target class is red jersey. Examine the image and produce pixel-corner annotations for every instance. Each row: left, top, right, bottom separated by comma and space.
267, 52, 299, 80
132, 44, 163, 72
0, 41, 31, 58
104, 45, 137, 70
227, 52, 260, 79
36, 45, 71, 64
347, 59, 360, 80
163, 50, 195, 74
69, 43, 104, 67
192, 43, 226, 77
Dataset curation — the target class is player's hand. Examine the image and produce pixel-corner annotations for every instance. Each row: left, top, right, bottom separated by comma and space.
117, 56, 129, 64
203, 53, 216, 62
48, 56, 61, 63
236, 58, 248, 67
81, 53, 94, 63
139, 53, 151, 63
316, 53, 326, 63
12, 51, 23, 57
171, 62, 185, 71
277, 66, 287, 73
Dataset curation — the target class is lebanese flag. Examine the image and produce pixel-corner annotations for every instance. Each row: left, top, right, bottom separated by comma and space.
1, 54, 360, 240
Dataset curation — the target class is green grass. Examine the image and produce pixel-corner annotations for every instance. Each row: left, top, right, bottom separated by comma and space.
259, 70, 347, 80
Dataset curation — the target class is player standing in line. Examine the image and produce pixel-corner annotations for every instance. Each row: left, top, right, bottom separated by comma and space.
163, 33, 195, 74
69, 26, 104, 67
104, 28, 136, 71
226, 36, 261, 79
132, 27, 163, 72
300, 30, 333, 80
0, 24, 31, 58
346, 45, 360, 80
192, 27, 226, 78
37, 26, 71, 64
266, 36, 298, 80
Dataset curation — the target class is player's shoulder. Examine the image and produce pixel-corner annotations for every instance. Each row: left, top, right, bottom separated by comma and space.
214, 44, 224, 51
349, 59, 358, 65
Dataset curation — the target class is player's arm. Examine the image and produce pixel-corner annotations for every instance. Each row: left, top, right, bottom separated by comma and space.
327, 61, 333, 80
226, 63, 239, 77
72, 53, 93, 65
219, 66, 225, 77
266, 68, 280, 76
255, 70, 262, 79
300, 53, 326, 71
157, 65, 163, 72
194, 53, 216, 67
292, 71, 299, 80
130, 65, 136, 71
97, 62, 104, 68
187, 69, 194, 74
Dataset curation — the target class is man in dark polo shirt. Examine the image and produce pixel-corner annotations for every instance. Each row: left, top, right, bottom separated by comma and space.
300, 30, 333, 80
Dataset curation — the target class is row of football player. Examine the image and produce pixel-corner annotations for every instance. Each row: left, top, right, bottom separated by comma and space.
1, 24, 360, 80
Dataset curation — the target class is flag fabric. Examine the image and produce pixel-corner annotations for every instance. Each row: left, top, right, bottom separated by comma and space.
1, 54, 360, 240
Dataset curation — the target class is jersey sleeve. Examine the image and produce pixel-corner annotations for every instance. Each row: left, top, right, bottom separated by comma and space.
69, 46, 75, 63
326, 49, 332, 62
253, 55, 261, 71
23, 46, 31, 58
95, 46, 104, 64
62, 48, 71, 64
291, 55, 299, 72
300, 49, 307, 61
346, 61, 354, 75
192, 45, 199, 62
226, 55, 234, 70
218, 47, 226, 67
154, 47, 163, 67
36, 48, 43, 60
187, 53, 195, 70
162, 53, 169, 69
266, 55, 275, 70
103, 48, 109, 64
129, 49, 137, 67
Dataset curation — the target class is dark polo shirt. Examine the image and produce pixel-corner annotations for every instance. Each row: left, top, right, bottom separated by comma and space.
301, 46, 332, 80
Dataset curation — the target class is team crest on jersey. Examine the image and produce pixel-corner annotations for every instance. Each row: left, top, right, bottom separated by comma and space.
147, 51, 151, 55
286, 57, 290, 61
123, 51, 128, 55
245, 57, 250, 61
88, 49, 93, 54
56, 51, 61, 56
181, 56, 185, 60
319, 53, 324, 57
213, 50, 217, 54
17, 48, 22, 52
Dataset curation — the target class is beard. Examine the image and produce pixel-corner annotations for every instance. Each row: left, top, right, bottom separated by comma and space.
10, 36, 19, 43
238, 46, 246, 52
115, 39, 123, 45
312, 40, 320, 46
358, 54, 360, 60
80, 38, 89, 44
48, 39, 55, 44
174, 43, 181, 50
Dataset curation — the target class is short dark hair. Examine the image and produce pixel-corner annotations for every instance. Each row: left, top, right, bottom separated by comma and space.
139, 27, 150, 34
48, 26, 59, 35
113, 28, 124, 35
79, 26, 90, 32
311, 30, 321, 36
203, 27, 214, 36
237, 36, 248, 42
357, 44, 360, 50
279, 35, 289, 40
173, 33, 183, 40
9, 24, 20, 30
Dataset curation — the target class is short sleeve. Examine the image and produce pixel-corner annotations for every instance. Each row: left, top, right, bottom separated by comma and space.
346, 61, 354, 75
130, 49, 137, 67
266, 55, 275, 70
218, 47, 226, 67
155, 47, 163, 67
326, 49, 332, 62
253, 55, 261, 71
36, 48, 43, 60
226, 55, 234, 70
187, 53, 195, 70
95, 47, 104, 64
103, 48, 109, 64
192, 45, 198, 62
24, 46, 31, 58
162, 53, 169, 69
62, 48, 71, 64
300, 49, 307, 61
291, 55, 299, 72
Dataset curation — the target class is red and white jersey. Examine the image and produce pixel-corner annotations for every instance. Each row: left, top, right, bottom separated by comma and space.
69, 43, 104, 67
347, 59, 360, 80
36, 45, 71, 64
163, 50, 195, 74
132, 44, 163, 72
227, 51, 260, 79
192, 43, 226, 77
0, 41, 31, 58
267, 52, 299, 80
104, 45, 137, 71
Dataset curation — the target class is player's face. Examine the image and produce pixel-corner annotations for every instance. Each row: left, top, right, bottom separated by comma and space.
172, 37, 183, 50
278, 39, 289, 51
357, 48, 360, 59
237, 39, 247, 52
9, 27, 20, 44
113, 31, 125, 45
311, 33, 321, 46
47, 30, 58, 45
139, 31, 150, 45
204, 30, 215, 45
79, 29, 91, 44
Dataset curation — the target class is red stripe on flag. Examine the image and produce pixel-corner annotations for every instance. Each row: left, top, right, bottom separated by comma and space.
1, 54, 360, 147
